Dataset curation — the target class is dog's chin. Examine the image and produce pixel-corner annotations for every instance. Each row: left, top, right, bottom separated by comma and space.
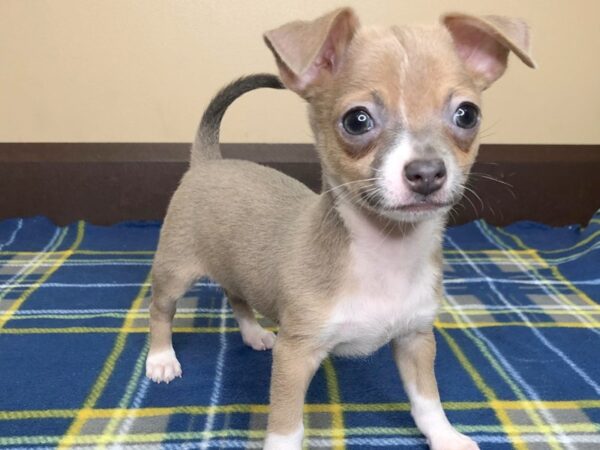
377, 203, 452, 223
357, 190, 457, 223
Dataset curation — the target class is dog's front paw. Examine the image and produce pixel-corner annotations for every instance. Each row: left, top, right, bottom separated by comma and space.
146, 348, 182, 383
263, 424, 304, 450
429, 430, 479, 450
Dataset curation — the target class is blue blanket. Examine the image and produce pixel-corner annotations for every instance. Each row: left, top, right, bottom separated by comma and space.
0, 213, 599, 449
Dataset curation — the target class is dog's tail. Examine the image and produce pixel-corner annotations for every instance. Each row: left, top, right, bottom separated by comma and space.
191, 74, 285, 165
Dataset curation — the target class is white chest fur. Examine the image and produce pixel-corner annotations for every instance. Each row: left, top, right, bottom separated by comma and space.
324, 205, 443, 357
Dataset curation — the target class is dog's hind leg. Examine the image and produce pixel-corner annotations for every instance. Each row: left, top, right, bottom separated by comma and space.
227, 293, 276, 351
146, 253, 203, 383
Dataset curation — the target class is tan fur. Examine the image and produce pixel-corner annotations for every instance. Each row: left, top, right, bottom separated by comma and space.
146, 8, 534, 449
392, 330, 439, 399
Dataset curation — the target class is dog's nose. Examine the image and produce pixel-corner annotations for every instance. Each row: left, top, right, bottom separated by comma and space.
404, 159, 447, 196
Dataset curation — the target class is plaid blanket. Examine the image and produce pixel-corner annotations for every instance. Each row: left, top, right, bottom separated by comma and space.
0, 213, 599, 449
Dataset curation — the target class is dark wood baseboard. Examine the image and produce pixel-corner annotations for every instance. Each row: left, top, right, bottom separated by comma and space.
1, 143, 598, 226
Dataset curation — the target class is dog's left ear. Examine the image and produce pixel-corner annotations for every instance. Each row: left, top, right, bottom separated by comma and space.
264, 8, 359, 96
442, 13, 536, 89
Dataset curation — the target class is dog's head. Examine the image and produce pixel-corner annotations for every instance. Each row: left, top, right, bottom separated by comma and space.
264, 8, 535, 222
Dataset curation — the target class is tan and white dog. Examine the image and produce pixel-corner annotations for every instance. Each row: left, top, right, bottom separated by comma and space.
145, 8, 534, 450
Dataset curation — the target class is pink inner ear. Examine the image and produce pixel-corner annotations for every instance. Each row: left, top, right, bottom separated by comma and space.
295, 32, 337, 91
304, 12, 353, 84
316, 46, 336, 70
450, 23, 509, 83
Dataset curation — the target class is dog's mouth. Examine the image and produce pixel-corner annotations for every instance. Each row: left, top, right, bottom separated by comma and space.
358, 189, 456, 215
393, 201, 453, 212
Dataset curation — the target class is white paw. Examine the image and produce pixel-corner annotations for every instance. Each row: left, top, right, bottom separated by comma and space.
146, 348, 182, 383
264, 424, 303, 450
242, 326, 276, 351
429, 430, 479, 450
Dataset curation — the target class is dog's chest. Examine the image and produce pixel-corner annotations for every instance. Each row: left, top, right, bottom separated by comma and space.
324, 217, 442, 357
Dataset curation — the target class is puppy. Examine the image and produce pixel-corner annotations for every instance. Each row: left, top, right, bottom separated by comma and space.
146, 8, 534, 450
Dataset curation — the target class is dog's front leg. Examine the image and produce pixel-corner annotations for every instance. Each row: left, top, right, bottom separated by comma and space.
392, 331, 479, 450
264, 336, 324, 450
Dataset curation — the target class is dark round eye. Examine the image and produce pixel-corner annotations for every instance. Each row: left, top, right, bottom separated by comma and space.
342, 108, 374, 135
453, 102, 480, 129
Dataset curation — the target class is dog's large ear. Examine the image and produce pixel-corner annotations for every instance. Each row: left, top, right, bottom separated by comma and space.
264, 8, 359, 96
442, 13, 536, 89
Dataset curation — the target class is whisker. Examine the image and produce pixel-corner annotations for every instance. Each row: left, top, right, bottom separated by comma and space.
464, 185, 485, 211
478, 132, 496, 141
479, 119, 500, 135
459, 185, 481, 216
321, 177, 381, 195
468, 173, 516, 199
447, 206, 458, 224
469, 172, 514, 188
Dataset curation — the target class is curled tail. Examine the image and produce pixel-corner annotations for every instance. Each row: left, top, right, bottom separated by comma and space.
191, 73, 285, 165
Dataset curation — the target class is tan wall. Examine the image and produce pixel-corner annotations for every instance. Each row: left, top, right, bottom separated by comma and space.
1, 0, 599, 144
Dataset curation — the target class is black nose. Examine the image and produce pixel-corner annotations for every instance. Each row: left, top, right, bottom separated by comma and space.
404, 159, 447, 196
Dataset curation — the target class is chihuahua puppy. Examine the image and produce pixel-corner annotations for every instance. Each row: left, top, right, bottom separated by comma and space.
146, 8, 534, 450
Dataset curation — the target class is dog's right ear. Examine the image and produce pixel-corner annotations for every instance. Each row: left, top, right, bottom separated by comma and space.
264, 8, 359, 96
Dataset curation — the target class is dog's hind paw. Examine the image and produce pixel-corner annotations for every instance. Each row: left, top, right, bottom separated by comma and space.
146, 348, 182, 383
241, 326, 276, 351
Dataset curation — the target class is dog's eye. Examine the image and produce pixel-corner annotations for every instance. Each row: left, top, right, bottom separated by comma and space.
453, 102, 480, 129
342, 108, 374, 135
